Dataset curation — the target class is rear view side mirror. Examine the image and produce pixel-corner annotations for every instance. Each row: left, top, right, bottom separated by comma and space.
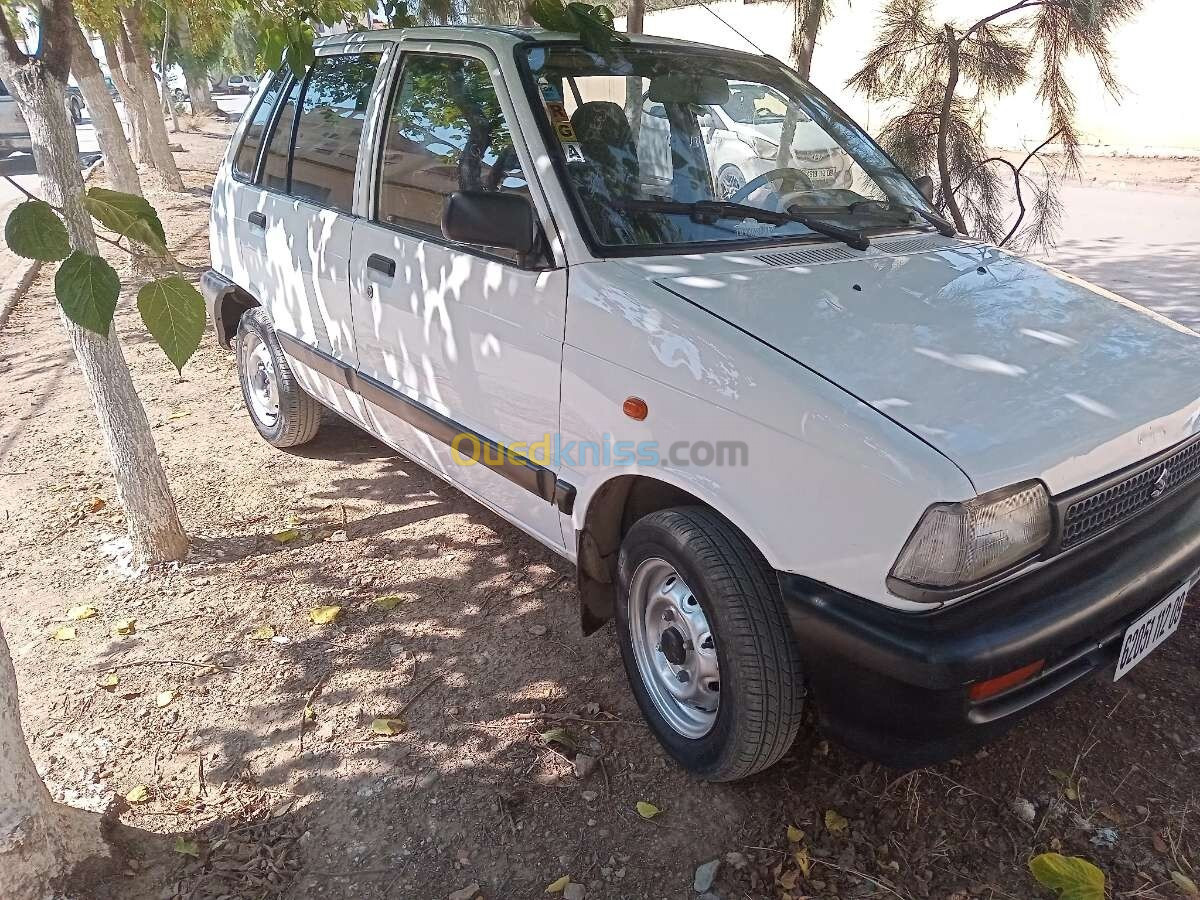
442, 191, 537, 262
914, 175, 936, 203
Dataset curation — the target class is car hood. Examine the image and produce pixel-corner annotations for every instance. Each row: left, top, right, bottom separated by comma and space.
740, 120, 839, 154
653, 238, 1200, 494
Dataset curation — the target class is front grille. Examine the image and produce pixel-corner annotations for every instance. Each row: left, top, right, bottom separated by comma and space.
1061, 435, 1200, 548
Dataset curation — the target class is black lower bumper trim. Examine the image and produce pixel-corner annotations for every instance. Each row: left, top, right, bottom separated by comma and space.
780, 482, 1200, 767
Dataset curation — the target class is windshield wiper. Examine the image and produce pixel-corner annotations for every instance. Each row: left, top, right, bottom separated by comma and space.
847, 198, 956, 237
618, 199, 871, 251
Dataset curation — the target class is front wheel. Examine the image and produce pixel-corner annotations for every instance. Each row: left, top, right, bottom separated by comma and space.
615, 507, 806, 781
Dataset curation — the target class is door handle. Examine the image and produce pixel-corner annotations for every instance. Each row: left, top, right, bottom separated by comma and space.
366, 253, 396, 278
248, 211, 266, 228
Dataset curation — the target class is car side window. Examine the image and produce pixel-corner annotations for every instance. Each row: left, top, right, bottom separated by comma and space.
233, 70, 288, 181
375, 53, 530, 260
259, 76, 303, 192
289, 53, 382, 213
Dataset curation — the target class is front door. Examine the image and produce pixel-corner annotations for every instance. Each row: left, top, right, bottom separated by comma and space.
349, 46, 568, 551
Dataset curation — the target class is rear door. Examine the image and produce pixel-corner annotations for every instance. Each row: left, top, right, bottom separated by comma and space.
231, 44, 389, 365
349, 44, 569, 550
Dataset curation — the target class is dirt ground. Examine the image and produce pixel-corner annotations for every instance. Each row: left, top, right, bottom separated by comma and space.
1, 128, 1198, 900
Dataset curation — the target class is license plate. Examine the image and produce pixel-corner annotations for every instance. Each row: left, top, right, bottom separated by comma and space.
1113, 580, 1190, 680
804, 167, 836, 181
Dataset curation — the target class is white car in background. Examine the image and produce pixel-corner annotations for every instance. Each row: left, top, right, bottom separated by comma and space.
640, 81, 852, 198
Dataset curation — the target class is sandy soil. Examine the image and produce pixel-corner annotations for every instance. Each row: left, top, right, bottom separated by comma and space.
0, 129, 1197, 900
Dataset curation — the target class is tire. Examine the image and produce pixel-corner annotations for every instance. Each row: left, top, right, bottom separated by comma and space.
234, 308, 321, 448
615, 506, 806, 781
716, 164, 746, 201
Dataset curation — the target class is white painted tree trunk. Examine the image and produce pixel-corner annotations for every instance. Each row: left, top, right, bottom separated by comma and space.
120, 4, 185, 191
0, 60, 190, 564
0, 622, 105, 900
69, 20, 143, 196
103, 33, 151, 165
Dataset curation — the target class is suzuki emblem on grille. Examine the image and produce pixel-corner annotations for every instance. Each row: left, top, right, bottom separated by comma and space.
1151, 468, 1171, 499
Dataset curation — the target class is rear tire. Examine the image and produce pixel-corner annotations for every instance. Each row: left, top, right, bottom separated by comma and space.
615, 506, 806, 781
235, 308, 321, 448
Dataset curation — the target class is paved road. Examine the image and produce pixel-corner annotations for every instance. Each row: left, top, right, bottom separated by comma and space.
1036, 184, 1200, 332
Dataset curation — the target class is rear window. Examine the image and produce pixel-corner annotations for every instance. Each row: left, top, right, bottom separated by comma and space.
289, 53, 382, 213
232, 70, 287, 181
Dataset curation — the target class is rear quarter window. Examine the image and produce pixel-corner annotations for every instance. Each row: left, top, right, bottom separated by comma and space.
232, 71, 289, 181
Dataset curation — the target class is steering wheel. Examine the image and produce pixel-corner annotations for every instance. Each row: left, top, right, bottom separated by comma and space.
726, 166, 816, 207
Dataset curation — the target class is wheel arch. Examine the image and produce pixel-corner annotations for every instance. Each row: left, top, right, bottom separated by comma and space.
574, 472, 773, 635
207, 275, 261, 350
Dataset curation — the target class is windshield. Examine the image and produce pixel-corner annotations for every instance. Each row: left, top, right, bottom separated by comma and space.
521, 43, 938, 252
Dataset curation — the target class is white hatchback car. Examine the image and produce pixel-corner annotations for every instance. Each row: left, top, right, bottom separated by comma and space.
204, 26, 1200, 781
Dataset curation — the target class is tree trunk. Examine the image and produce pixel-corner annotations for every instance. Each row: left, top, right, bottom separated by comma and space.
70, 20, 143, 195
626, 0, 644, 33
159, 3, 180, 134
937, 24, 969, 234
0, 621, 108, 900
791, 0, 823, 80
119, 4, 185, 191
173, 12, 217, 116
623, 0, 644, 143
0, 51, 190, 565
103, 32, 150, 164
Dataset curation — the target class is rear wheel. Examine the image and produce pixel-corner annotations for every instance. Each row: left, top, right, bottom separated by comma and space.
616, 506, 806, 781
235, 308, 321, 448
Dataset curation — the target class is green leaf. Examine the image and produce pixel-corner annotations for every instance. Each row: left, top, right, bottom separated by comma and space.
136, 276, 205, 372
173, 835, 200, 858
83, 188, 167, 255
5, 200, 70, 261
1029, 853, 1105, 900
55, 251, 119, 335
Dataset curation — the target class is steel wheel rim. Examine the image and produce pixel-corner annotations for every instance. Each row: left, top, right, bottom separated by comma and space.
627, 558, 720, 739
239, 332, 280, 427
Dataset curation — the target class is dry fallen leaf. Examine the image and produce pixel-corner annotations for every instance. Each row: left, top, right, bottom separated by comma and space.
371, 717, 406, 736
52, 626, 77, 641
779, 869, 798, 890
636, 801, 661, 819
271, 528, 300, 544
374, 595, 404, 611
303, 705, 317, 722
545, 875, 570, 894
113, 618, 136, 636
1172, 872, 1200, 897
327, 529, 348, 543
125, 784, 150, 803
787, 824, 804, 843
250, 625, 275, 640
540, 727, 576, 754
97, 673, 119, 690
173, 836, 200, 858
167, 410, 190, 421
85, 497, 106, 513
308, 605, 342, 625
67, 605, 97, 620
825, 809, 849, 834
156, 691, 176, 708
794, 847, 812, 878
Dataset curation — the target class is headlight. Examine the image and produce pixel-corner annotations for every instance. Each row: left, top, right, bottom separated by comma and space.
747, 135, 779, 160
890, 481, 1051, 592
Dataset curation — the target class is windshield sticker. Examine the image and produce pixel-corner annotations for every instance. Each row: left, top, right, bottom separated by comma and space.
553, 120, 579, 143
538, 80, 563, 103
562, 142, 586, 164
545, 101, 570, 124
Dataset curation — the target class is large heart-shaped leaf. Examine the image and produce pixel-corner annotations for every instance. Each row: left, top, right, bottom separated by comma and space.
136, 276, 205, 372
1029, 853, 1105, 900
84, 187, 167, 255
55, 251, 119, 335
5, 200, 70, 261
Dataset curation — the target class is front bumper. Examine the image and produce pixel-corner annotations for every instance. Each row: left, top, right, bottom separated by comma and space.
779, 482, 1200, 768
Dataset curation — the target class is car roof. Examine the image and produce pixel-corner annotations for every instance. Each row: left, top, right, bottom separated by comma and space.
314, 24, 757, 56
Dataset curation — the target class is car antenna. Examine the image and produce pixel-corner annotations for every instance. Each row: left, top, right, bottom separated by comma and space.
693, 1, 770, 56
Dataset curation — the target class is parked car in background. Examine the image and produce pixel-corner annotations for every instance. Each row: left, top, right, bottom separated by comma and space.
638, 81, 852, 199
0, 79, 32, 157
204, 27, 1200, 783
65, 87, 84, 124
224, 74, 258, 95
